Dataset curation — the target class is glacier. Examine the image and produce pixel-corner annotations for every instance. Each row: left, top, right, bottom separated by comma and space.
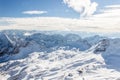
0, 30, 120, 80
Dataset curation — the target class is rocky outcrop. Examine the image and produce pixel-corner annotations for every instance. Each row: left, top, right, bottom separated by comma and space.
94, 39, 110, 53
0, 33, 28, 57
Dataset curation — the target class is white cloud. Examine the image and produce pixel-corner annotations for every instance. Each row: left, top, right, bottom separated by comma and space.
22, 10, 47, 15
63, 0, 98, 17
0, 5, 120, 32
105, 5, 120, 8
93, 5, 120, 18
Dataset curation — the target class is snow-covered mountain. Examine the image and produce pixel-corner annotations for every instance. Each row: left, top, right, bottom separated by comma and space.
0, 30, 120, 80
0, 31, 91, 62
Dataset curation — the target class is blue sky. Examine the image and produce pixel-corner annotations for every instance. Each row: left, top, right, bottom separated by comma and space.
0, 0, 79, 18
0, 0, 119, 18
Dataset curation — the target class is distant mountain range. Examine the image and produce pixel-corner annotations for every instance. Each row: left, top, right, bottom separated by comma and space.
0, 30, 120, 80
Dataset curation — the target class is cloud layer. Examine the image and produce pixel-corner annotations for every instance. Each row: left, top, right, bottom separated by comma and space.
22, 10, 47, 15
0, 5, 120, 32
63, 0, 98, 17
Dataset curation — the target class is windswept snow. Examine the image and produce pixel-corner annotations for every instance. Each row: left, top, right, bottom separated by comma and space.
0, 30, 120, 80
0, 50, 120, 80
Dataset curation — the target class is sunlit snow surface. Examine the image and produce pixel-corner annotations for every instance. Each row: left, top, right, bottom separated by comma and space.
0, 30, 120, 80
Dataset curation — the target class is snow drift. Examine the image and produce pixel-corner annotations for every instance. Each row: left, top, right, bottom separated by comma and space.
0, 30, 120, 80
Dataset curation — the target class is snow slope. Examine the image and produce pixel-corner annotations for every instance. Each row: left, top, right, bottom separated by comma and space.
0, 50, 120, 80
1, 50, 120, 80
0, 30, 120, 80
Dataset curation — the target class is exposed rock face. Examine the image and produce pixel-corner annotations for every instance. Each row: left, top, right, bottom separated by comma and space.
0, 33, 13, 56
94, 39, 110, 53
0, 33, 28, 57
